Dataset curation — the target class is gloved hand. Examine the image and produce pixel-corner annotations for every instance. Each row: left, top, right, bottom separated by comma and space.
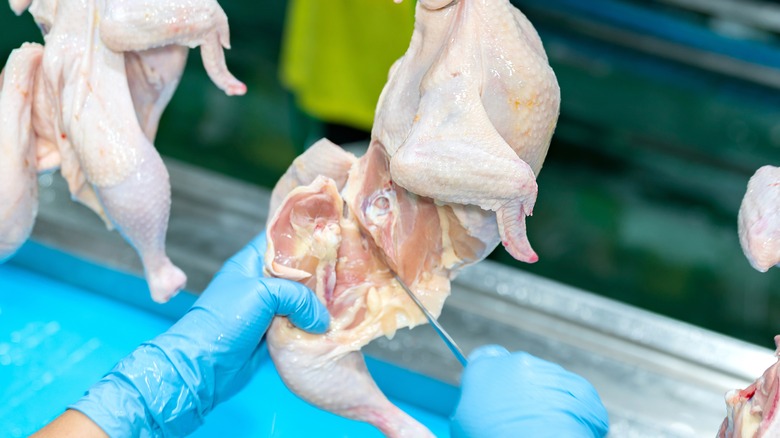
451, 345, 609, 438
70, 232, 330, 437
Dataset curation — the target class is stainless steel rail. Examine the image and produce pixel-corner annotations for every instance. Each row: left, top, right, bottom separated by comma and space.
526, 4, 780, 90
27, 158, 775, 437
657, 0, 780, 34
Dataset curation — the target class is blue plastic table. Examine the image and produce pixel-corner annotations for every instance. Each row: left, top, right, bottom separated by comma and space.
0, 242, 456, 437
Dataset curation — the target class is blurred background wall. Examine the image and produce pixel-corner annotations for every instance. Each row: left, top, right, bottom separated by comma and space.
3, 0, 780, 348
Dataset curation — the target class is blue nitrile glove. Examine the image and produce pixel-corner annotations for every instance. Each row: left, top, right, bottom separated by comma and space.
70, 232, 330, 437
451, 345, 609, 438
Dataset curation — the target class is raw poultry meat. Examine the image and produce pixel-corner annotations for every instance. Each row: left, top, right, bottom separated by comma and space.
738, 165, 780, 272
266, 140, 480, 437
0, 0, 244, 302
0, 43, 43, 265
718, 336, 780, 437
374, 0, 560, 262
265, 0, 559, 435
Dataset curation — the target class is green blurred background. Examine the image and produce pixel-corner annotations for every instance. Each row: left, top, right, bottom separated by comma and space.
3, 0, 780, 348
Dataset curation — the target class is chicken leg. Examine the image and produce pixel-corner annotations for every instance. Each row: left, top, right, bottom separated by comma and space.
39, 0, 185, 301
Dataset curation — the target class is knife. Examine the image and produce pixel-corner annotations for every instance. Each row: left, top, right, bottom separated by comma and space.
393, 273, 468, 367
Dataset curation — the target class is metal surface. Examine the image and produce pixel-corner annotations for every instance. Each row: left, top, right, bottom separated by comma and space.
657, 0, 780, 34
24, 157, 777, 437
523, 1, 780, 90
393, 273, 468, 367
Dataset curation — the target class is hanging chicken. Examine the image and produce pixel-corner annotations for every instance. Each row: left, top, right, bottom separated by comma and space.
0, 0, 244, 302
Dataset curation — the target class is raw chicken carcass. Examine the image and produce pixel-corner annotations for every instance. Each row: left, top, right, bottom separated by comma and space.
0, 0, 244, 301
738, 165, 780, 272
374, 0, 560, 262
264, 0, 559, 435
266, 140, 484, 437
718, 335, 780, 437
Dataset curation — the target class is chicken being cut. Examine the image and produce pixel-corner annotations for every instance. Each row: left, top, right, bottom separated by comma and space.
738, 165, 780, 272
266, 140, 486, 437
718, 336, 780, 437
0, 0, 244, 302
264, 0, 559, 435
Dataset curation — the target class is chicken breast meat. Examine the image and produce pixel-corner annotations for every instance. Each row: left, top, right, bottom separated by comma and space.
265, 0, 560, 435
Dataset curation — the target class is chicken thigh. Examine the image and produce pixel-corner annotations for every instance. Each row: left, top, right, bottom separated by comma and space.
1, 0, 243, 301
264, 1, 559, 434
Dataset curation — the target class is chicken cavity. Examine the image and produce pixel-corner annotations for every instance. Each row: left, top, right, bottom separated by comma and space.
266, 140, 481, 437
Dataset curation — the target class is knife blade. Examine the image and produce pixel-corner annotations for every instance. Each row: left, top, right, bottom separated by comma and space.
393, 273, 468, 366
